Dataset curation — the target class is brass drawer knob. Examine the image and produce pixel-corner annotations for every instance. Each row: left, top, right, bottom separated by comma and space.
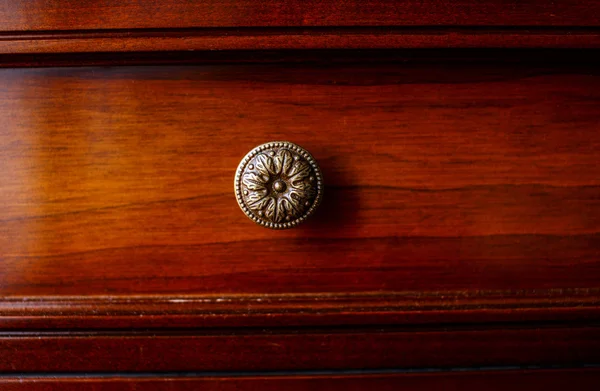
234, 141, 323, 229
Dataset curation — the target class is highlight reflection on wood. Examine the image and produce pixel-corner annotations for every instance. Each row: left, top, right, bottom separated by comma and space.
1, 63, 599, 296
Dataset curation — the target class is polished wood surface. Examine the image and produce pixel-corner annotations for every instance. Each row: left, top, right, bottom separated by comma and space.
2, 291, 599, 330
2, 1, 600, 31
2, 369, 600, 391
3, 28, 600, 54
2, 50, 599, 68
2, 326, 600, 372
2, 1, 600, 53
1, 62, 600, 298
2, 0, 599, 383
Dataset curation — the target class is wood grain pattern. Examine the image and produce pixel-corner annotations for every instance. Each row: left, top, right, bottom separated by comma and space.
3, 1, 600, 52
2, 0, 600, 380
1, 62, 600, 297
2, 369, 600, 391
3, 28, 600, 54
1, 326, 600, 372
2, 0, 600, 31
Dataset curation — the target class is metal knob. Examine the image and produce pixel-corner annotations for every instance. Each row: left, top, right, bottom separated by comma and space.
234, 141, 323, 229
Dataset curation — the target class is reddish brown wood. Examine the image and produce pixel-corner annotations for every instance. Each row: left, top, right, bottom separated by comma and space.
2, 28, 600, 53
0, 50, 596, 68
1, 291, 600, 330
1, 326, 599, 372
1, 1, 600, 31
1, 57, 599, 374
3, 2, 600, 52
1, 63, 599, 299
1, 1, 599, 381
2, 369, 600, 391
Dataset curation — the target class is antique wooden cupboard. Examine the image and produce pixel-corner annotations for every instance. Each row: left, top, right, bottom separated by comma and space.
1, 1, 600, 389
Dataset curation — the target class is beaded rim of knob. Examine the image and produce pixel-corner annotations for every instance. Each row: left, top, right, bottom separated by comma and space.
234, 141, 324, 229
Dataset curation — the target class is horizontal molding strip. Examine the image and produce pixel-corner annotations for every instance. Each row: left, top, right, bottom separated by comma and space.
2, 0, 600, 31
2, 365, 600, 378
2, 369, 600, 391
1, 27, 600, 53
1, 326, 600, 372
2, 289, 600, 330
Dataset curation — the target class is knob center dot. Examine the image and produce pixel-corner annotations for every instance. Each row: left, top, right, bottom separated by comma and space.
273, 180, 287, 193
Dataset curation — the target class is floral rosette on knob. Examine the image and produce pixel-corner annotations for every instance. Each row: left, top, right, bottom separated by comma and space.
234, 141, 323, 229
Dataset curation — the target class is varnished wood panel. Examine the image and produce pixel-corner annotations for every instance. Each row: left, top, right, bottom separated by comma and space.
2, 369, 600, 391
1, 62, 600, 296
2, 1, 600, 31
1, 326, 599, 372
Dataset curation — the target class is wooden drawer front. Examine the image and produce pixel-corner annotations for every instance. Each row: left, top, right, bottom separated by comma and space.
1, 61, 600, 297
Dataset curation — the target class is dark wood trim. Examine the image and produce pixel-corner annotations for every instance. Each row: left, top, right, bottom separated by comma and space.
2, 48, 600, 68
1, 369, 600, 391
2, 0, 600, 31
1, 326, 599, 372
1, 27, 600, 54
2, 290, 600, 330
